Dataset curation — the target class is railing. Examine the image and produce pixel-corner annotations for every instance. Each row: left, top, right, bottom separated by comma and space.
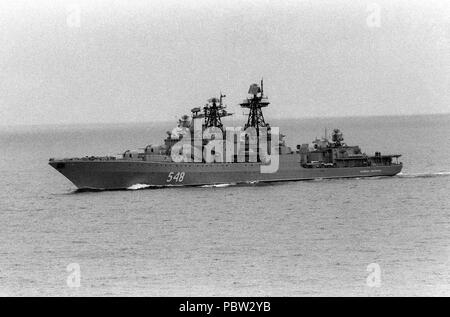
49, 156, 117, 161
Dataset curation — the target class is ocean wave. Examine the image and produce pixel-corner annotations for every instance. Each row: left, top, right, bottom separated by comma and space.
360, 176, 385, 180
200, 183, 236, 188
127, 184, 153, 190
396, 171, 450, 179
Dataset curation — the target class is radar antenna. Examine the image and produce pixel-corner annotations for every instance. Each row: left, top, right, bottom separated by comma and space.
332, 128, 344, 146
192, 93, 232, 132
240, 79, 272, 161
240, 78, 270, 134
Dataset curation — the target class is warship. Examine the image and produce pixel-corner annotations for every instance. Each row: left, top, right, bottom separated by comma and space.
49, 81, 402, 190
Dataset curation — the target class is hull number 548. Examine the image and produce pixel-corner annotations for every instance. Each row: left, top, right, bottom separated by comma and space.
167, 172, 185, 183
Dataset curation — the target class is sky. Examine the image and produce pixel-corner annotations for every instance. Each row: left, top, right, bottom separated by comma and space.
0, 0, 449, 126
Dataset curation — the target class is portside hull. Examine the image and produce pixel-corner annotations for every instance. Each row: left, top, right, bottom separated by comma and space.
49, 155, 403, 190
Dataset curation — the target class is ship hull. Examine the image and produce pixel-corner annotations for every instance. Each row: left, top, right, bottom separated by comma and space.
49, 155, 403, 190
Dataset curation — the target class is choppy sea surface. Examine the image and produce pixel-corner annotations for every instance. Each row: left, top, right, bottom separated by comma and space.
0, 114, 449, 296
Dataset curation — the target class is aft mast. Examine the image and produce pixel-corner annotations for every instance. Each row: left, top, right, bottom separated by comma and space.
240, 79, 271, 160
240, 79, 270, 134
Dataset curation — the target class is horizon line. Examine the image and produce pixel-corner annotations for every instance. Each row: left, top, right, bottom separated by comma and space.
1, 112, 449, 129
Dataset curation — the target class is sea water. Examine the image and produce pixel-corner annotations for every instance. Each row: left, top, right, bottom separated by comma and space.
0, 114, 449, 296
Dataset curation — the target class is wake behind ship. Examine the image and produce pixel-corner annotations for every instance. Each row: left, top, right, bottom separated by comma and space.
49, 81, 402, 190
